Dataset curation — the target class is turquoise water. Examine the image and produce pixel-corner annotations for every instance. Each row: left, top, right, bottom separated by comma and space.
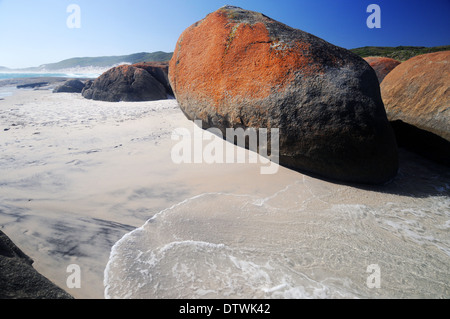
0, 72, 99, 80
0, 73, 68, 79
0, 89, 14, 98
0, 72, 98, 98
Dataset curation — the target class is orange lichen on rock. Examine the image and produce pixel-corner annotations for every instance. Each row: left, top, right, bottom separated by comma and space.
364, 57, 400, 83
381, 51, 450, 141
224, 22, 320, 98
170, 10, 319, 109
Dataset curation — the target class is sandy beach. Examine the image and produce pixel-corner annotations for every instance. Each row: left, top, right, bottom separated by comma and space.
0, 82, 449, 299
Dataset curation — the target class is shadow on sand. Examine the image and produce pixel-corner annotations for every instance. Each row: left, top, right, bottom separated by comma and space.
290, 148, 450, 199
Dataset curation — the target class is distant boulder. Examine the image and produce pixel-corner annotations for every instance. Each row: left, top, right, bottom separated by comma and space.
169, 6, 398, 184
364, 57, 401, 83
82, 65, 167, 102
0, 230, 73, 299
17, 82, 49, 89
53, 79, 85, 93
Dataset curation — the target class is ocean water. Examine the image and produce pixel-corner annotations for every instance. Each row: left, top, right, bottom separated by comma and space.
0, 64, 134, 100
0, 71, 99, 99
0, 87, 15, 99
0, 72, 100, 80
104, 159, 450, 299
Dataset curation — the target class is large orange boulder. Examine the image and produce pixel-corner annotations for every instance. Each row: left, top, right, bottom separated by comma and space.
364, 57, 400, 83
169, 6, 398, 184
381, 51, 450, 142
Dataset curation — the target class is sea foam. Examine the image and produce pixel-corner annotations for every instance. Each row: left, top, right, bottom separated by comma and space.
104, 176, 450, 299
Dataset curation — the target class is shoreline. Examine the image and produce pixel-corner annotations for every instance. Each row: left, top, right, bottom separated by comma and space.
0, 76, 93, 89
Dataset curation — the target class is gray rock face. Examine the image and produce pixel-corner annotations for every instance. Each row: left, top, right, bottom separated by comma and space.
82, 79, 94, 93
82, 65, 167, 102
169, 6, 398, 184
0, 230, 73, 299
53, 79, 86, 93
132, 62, 174, 96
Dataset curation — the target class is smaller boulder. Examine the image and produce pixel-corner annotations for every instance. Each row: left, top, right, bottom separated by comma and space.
381, 51, 450, 165
381, 51, 450, 142
82, 65, 167, 102
17, 82, 49, 89
53, 79, 85, 93
364, 57, 401, 83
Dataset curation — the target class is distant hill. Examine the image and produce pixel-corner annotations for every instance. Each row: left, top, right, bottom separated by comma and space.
3, 46, 449, 72
22, 51, 173, 71
351, 45, 450, 62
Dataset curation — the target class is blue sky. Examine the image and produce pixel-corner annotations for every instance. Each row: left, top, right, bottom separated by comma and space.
0, 0, 449, 68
